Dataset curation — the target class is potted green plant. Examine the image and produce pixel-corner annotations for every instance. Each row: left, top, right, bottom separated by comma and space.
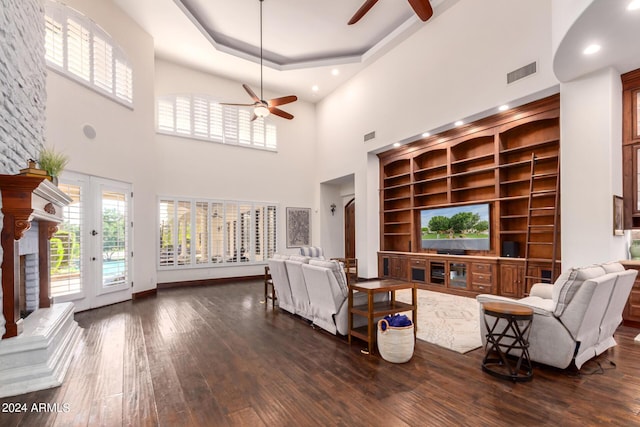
38, 146, 69, 185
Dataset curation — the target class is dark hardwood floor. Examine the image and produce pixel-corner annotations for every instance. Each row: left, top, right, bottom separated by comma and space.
2, 280, 640, 426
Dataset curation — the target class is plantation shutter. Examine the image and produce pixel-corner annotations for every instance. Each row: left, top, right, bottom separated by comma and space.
67, 18, 91, 81
210, 203, 224, 263
159, 199, 176, 266
175, 96, 191, 135
265, 124, 277, 150
115, 58, 133, 103
226, 203, 238, 262
157, 98, 175, 132
44, 14, 64, 68
223, 106, 239, 144
210, 102, 223, 141
238, 110, 252, 145
253, 118, 265, 147
239, 204, 252, 262
254, 205, 265, 262
193, 97, 209, 138
266, 206, 277, 258
177, 201, 192, 265
93, 35, 113, 92
195, 202, 209, 264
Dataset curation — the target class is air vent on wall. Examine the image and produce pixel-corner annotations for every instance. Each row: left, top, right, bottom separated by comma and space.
364, 131, 376, 142
507, 61, 537, 84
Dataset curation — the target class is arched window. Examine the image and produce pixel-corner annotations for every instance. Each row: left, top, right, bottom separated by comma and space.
45, 0, 133, 106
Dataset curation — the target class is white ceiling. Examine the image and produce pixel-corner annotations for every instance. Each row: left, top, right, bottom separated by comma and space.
112, 0, 451, 102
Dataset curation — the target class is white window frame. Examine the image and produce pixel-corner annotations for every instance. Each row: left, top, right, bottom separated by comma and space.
45, 0, 134, 108
158, 197, 278, 269
156, 94, 278, 151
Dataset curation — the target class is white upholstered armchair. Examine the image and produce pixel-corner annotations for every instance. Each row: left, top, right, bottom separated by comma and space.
477, 262, 637, 369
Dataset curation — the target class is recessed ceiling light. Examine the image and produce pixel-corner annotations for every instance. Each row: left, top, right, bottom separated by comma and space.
628, 0, 640, 11
331, 69, 340, 76
422, 132, 431, 137
583, 44, 601, 55
393, 142, 401, 147
499, 104, 509, 111
454, 120, 464, 126
312, 85, 319, 92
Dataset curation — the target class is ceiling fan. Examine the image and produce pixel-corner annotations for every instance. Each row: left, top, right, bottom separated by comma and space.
348, 0, 433, 25
222, 0, 297, 121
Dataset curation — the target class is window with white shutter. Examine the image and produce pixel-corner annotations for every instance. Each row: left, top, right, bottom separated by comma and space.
158, 198, 278, 269
195, 202, 209, 264
157, 98, 175, 132
175, 96, 191, 135
45, 14, 64, 68
193, 97, 209, 138
159, 199, 176, 266
67, 18, 91, 81
155, 94, 278, 151
210, 102, 224, 141
266, 124, 277, 150
44, 0, 134, 107
93, 35, 113, 92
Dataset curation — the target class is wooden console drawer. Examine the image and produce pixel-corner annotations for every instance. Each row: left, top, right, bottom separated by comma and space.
472, 272, 492, 285
410, 258, 426, 268
471, 283, 493, 293
472, 263, 493, 273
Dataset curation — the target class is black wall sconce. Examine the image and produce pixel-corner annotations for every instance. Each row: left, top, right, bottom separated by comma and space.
330, 203, 337, 216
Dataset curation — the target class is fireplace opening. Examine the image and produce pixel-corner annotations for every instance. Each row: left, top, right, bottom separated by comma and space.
17, 224, 41, 321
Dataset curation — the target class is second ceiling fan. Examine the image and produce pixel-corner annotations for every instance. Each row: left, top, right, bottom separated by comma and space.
348, 0, 433, 25
222, 0, 297, 121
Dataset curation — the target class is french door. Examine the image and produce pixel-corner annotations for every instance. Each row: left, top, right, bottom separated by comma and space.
50, 172, 133, 311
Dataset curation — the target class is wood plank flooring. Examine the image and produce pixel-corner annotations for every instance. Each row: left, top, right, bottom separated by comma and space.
2, 280, 640, 426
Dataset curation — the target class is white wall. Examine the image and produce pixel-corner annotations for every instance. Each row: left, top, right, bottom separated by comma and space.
154, 60, 318, 283
560, 68, 626, 267
316, 0, 559, 277
45, 0, 158, 293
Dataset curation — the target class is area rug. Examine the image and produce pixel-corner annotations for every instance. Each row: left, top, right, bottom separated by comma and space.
395, 289, 482, 354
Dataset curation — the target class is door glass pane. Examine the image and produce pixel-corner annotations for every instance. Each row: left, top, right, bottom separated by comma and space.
51, 183, 82, 297
102, 190, 128, 287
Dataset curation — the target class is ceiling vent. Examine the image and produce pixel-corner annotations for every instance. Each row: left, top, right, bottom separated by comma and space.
364, 131, 376, 142
507, 61, 537, 84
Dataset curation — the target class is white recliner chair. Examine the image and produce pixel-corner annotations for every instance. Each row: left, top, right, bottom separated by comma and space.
476, 262, 637, 369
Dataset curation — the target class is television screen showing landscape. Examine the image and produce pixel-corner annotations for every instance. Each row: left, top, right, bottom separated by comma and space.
420, 203, 490, 251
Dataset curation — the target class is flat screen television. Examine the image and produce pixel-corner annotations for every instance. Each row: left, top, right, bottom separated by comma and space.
420, 203, 490, 251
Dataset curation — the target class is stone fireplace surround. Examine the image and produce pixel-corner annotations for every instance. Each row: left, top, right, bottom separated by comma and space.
0, 175, 81, 398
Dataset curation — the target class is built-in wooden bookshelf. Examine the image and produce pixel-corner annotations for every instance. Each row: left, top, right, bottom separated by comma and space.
378, 95, 561, 297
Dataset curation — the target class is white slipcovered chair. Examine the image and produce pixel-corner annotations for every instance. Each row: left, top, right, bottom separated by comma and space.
301, 259, 388, 335
267, 255, 295, 314
284, 256, 313, 320
476, 262, 637, 369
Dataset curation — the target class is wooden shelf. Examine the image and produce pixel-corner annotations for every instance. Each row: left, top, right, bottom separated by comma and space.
499, 138, 559, 155
378, 94, 560, 266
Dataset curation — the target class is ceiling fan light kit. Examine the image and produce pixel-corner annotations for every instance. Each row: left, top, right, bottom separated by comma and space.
221, 0, 297, 121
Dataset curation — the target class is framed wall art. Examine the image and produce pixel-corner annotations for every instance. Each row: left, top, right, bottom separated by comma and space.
614, 195, 624, 236
286, 207, 311, 248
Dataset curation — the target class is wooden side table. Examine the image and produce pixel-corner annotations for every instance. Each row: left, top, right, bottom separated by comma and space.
348, 280, 416, 355
481, 301, 534, 382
